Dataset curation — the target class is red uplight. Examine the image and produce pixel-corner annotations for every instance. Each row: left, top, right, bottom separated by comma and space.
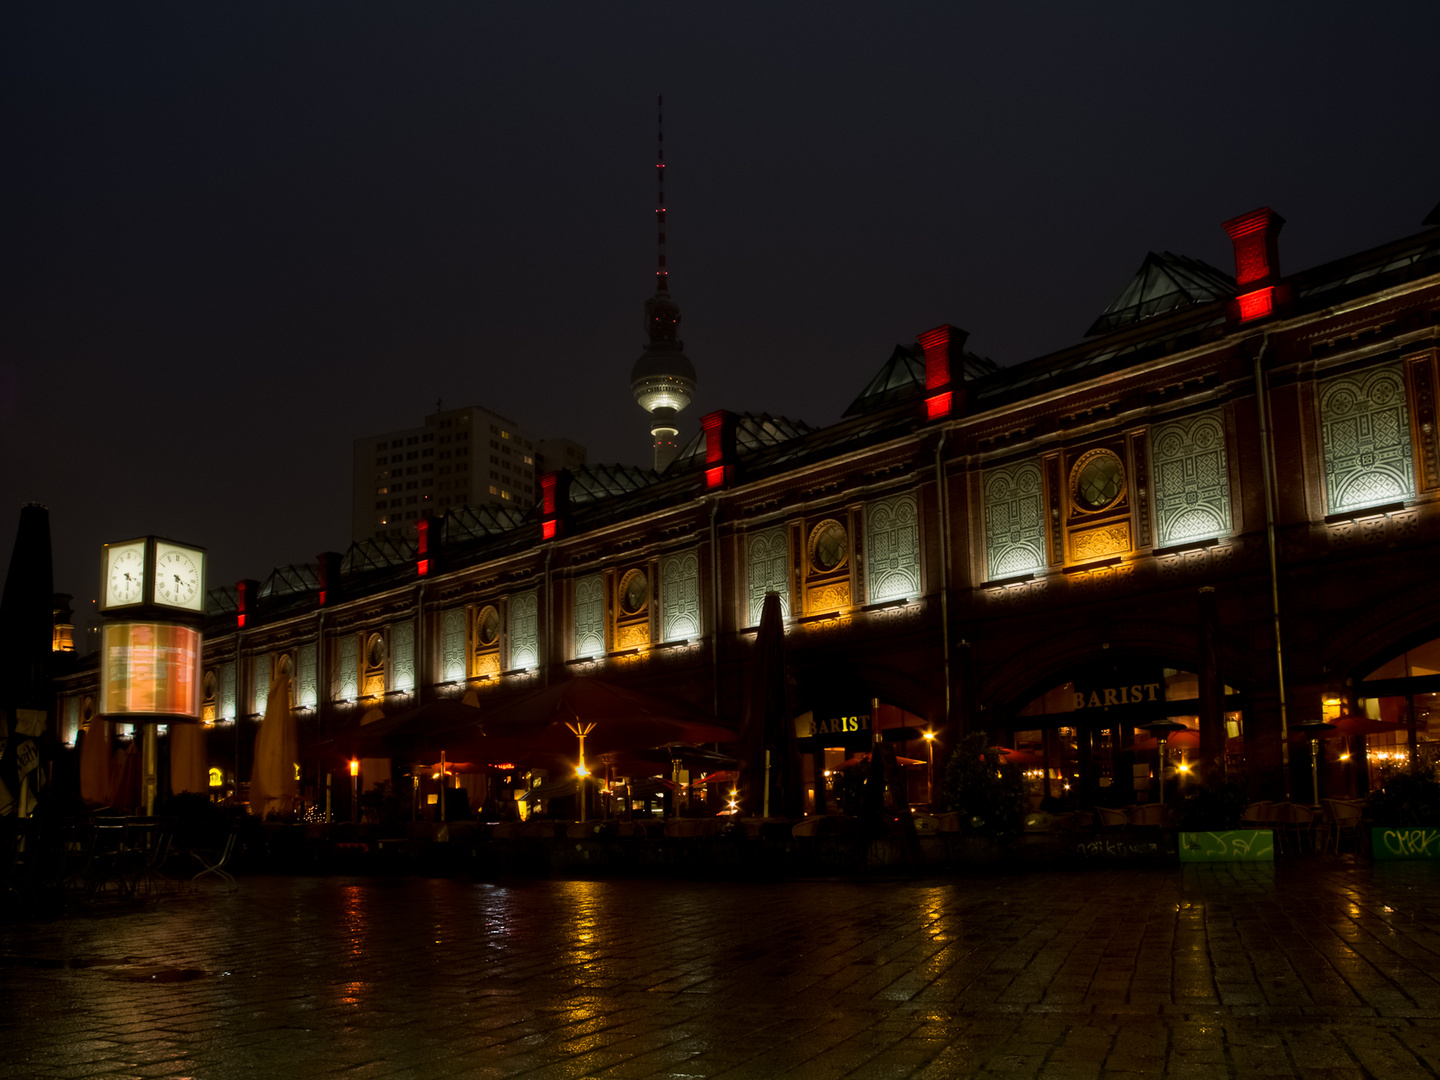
1236, 287, 1274, 321
237, 612, 246, 628
926, 391, 953, 420
417, 559, 430, 577
318, 590, 327, 607
706, 465, 726, 489
542, 520, 557, 540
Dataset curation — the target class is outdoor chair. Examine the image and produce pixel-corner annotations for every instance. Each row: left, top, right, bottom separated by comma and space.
1130, 803, 1170, 827
1096, 806, 1129, 831
1276, 803, 1316, 855
1240, 801, 1272, 828
191, 824, 239, 890
1323, 798, 1367, 855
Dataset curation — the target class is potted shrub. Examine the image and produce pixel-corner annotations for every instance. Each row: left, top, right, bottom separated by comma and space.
933, 734, 1027, 862
1176, 778, 1273, 862
1369, 772, 1440, 860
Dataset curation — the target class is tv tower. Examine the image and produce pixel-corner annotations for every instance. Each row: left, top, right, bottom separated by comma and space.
630, 94, 696, 472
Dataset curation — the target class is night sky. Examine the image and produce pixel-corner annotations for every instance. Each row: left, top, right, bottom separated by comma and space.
4, 3, 1437, 634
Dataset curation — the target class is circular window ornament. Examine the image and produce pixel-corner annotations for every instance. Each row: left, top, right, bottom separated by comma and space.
808, 519, 848, 573
1069, 449, 1126, 513
619, 569, 649, 615
203, 671, 218, 702
366, 633, 386, 669
477, 605, 501, 646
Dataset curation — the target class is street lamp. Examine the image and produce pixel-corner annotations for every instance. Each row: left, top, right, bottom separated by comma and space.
1141, 720, 1187, 814
922, 730, 937, 807
349, 758, 360, 823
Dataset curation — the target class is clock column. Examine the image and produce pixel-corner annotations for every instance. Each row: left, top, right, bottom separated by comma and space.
97, 536, 207, 815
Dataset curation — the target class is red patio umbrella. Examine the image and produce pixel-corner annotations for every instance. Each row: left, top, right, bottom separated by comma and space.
444, 676, 735, 766
991, 746, 1045, 766
1288, 713, 1404, 742
1133, 729, 1201, 752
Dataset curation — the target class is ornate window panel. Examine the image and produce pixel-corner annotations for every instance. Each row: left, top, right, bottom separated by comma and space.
220, 661, 237, 720
747, 527, 790, 626
983, 460, 1047, 580
1151, 411, 1233, 546
573, 575, 605, 659
392, 621, 416, 694
252, 653, 272, 715
1321, 362, 1416, 513
865, 494, 920, 603
64, 696, 80, 745
337, 637, 358, 701
297, 643, 318, 709
441, 608, 467, 682
660, 550, 701, 642
510, 591, 539, 669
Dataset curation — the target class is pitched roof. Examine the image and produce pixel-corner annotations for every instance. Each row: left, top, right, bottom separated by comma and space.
842, 344, 998, 418
1086, 251, 1235, 337
671, 412, 816, 470
569, 463, 660, 504
440, 504, 529, 546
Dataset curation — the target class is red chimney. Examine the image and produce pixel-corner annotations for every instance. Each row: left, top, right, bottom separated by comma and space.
701, 409, 738, 490
236, 579, 260, 629
917, 324, 968, 421
316, 551, 342, 607
540, 472, 572, 540
1223, 208, 1286, 322
416, 516, 433, 577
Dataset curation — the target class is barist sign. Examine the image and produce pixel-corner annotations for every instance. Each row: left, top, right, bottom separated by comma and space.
1071, 683, 1163, 710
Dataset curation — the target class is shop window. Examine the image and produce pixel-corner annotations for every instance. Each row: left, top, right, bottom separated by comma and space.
983, 459, 1047, 580
865, 493, 920, 603
1151, 411, 1232, 546
1320, 362, 1416, 514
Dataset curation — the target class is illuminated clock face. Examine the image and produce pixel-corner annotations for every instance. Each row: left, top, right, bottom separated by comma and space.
153, 542, 205, 612
104, 541, 147, 608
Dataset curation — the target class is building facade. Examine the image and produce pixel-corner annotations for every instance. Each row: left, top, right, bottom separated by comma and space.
62, 203, 1440, 810
352, 406, 586, 543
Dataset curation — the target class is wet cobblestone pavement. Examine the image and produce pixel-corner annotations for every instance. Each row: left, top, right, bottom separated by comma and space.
5, 861, 1440, 1079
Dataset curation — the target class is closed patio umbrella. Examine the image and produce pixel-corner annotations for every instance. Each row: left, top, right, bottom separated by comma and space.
79, 719, 113, 807
249, 673, 298, 820
737, 591, 800, 819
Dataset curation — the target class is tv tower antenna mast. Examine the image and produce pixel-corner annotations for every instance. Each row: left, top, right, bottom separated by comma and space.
630, 94, 696, 472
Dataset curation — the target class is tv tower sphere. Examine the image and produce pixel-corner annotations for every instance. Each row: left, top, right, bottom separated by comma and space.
631, 289, 696, 470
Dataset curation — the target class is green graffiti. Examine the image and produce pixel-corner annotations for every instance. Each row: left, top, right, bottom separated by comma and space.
1377, 828, 1440, 859
1178, 830, 1274, 862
